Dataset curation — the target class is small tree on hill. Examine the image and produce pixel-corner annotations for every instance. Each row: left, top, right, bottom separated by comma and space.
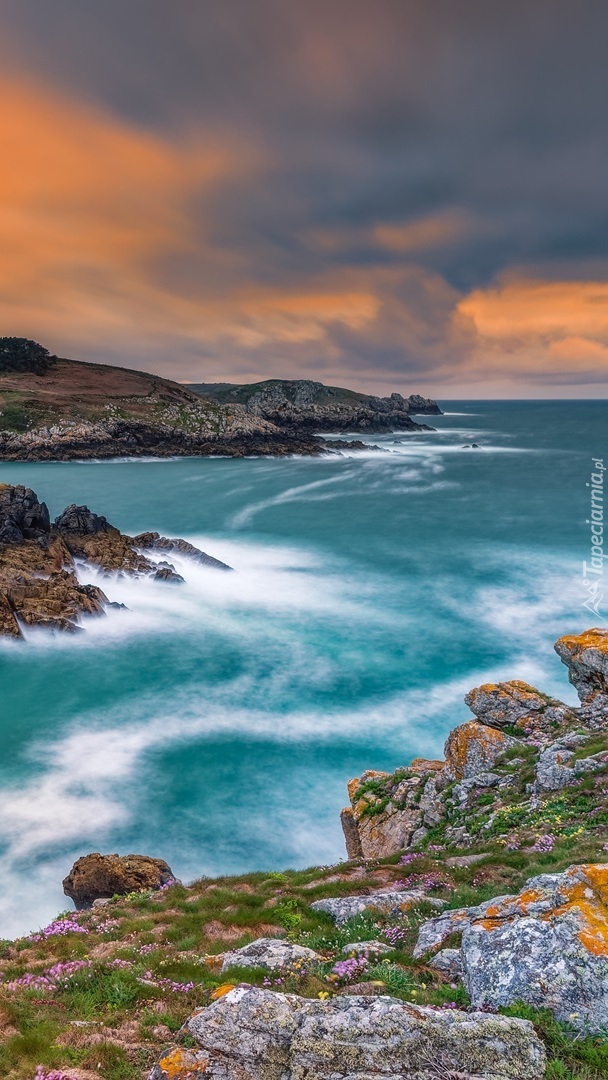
0, 338, 56, 375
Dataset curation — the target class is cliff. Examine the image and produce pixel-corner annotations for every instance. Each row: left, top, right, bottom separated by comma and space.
187, 378, 441, 433
3, 631, 608, 1078
0, 340, 437, 460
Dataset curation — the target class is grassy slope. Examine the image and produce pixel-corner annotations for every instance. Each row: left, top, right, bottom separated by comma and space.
0, 359, 223, 434
2, 818, 608, 1077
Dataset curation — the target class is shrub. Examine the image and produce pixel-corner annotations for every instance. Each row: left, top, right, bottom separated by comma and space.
0, 338, 55, 375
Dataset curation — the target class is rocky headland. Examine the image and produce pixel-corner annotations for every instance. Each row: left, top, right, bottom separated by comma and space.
188, 377, 441, 434
0, 483, 229, 638
3, 630, 608, 1078
0, 338, 437, 461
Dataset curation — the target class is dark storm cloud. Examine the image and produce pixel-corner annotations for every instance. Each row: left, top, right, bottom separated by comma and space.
0, 0, 607, 392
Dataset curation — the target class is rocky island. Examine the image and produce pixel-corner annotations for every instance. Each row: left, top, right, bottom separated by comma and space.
0, 338, 438, 461
0, 483, 229, 638
3, 629, 608, 1078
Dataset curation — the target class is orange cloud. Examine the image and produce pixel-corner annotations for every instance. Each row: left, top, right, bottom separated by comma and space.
455, 278, 608, 382
0, 73, 383, 373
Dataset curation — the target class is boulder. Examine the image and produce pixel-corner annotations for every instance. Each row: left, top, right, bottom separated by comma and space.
63, 852, 176, 909
311, 890, 447, 926
150, 1047, 211, 1079
220, 938, 319, 973
465, 679, 576, 739
443, 720, 516, 782
416, 863, 608, 1032
165, 985, 546, 1079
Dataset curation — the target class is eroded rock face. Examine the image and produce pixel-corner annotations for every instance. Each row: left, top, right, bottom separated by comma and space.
443, 720, 516, 782
555, 629, 608, 723
220, 938, 319, 973
63, 852, 176, 909
159, 985, 546, 1079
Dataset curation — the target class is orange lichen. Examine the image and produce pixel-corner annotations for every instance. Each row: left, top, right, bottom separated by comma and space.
557, 629, 608, 658
476, 866, 608, 954
210, 983, 236, 1000
409, 758, 444, 775
158, 1048, 208, 1077
547, 866, 608, 956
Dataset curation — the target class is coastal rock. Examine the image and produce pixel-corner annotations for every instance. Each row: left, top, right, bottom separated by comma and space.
133, 531, 232, 571
220, 938, 320, 973
465, 679, 577, 740
555, 629, 608, 723
0, 483, 232, 636
176, 985, 545, 1079
443, 720, 517, 782
460, 864, 608, 1031
188, 378, 440, 435
63, 852, 176, 909
0, 482, 50, 542
311, 890, 447, 925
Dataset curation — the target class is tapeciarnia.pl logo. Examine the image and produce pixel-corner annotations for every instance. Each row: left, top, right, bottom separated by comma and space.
582, 457, 606, 622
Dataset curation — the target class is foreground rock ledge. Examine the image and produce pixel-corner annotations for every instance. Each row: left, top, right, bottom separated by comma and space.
150, 986, 546, 1079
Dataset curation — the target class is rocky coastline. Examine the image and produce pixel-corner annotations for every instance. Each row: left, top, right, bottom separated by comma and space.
0, 483, 230, 637
0, 339, 438, 461
3, 629, 608, 1078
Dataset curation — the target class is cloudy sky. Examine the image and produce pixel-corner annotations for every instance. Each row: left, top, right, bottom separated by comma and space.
0, 0, 607, 396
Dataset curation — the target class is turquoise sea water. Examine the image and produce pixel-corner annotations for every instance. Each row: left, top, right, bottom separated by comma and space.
0, 401, 605, 937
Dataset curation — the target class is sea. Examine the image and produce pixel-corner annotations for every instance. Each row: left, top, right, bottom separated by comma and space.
0, 400, 605, 938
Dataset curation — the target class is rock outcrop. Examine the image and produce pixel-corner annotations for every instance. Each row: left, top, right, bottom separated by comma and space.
555, 628, 608, 724
342, 631, 608, 861
414, 863, 608, 1033
62, 852, 176, 909
0, 484, 230, 636
150, 985, 545, 1079
188, 378, 441, 434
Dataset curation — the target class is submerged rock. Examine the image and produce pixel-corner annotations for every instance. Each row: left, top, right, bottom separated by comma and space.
157, 985, 546, 1079
63, 852, 176, 909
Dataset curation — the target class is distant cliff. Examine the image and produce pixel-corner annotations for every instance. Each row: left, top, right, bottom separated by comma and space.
188, 378, 441, 434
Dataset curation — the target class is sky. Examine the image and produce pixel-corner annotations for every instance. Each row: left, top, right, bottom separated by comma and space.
0, 0, 607, 397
